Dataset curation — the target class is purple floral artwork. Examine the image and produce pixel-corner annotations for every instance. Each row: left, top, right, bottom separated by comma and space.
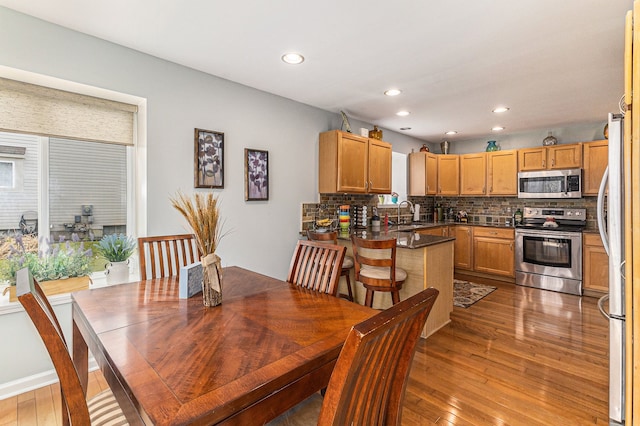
194, 128, 224, 188
245, 149, 268, 201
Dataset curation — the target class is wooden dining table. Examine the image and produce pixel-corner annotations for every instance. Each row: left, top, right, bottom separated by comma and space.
71, 266, 376, 425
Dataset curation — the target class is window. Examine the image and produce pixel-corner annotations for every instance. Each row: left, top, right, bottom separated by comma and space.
0, 161, 13, 188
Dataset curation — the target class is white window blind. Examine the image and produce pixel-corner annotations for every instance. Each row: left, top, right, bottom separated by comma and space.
0, 77, 137, 146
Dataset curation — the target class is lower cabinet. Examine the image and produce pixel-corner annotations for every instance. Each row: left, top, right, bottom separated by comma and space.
417, 226, 449, 237
472, 227, 515, 278
450, 225, 473, 270
583, 233, 609, 294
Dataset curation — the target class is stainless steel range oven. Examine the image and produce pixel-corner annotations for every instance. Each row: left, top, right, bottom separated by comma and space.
515, 207, 586, 296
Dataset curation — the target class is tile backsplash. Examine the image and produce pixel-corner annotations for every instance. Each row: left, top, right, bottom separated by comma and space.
302, 195, 599, 231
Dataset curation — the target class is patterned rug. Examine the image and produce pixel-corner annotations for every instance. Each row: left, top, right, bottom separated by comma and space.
453, 280, 497, 308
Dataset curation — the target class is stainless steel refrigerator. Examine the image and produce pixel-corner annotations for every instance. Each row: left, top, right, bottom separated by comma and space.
597, 113, 625, 425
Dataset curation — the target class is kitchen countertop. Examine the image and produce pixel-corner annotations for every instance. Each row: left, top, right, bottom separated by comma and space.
336, 227, 454, 249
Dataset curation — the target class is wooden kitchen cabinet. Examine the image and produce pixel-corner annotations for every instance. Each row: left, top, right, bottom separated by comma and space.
408, 151, 437, 196
473, 227, 515, 277
583, 140, 608, 195
460, 153, 486, 195
437, 154, 459, 195
583, 232, 609, 294
417, 226, 449, 237
319, 130, 391, 194
518, 144, 582, 171
487, 150, 518, 195
450, 225, 473, 270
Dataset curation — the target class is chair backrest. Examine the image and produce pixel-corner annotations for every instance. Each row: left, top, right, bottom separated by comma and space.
307, 230, 338, 244
16, 268, 92, 425
317, 288, 439, 425
138, 234, 200, 280
286, 239, 346, 295
350, 235, 399, 289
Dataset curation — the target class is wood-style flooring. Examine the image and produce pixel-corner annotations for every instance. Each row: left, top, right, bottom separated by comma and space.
0, 279, 609, 425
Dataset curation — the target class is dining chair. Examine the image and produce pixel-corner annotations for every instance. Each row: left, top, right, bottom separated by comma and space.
306, 230, 354, 301
138, 234, 200, 280
350, 235, 408, 308
269, 287, 439, 425
287, 239, 346, 296
16, 267, 128, 425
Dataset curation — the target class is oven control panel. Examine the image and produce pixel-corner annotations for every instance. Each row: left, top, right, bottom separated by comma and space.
523, 207, 585, 221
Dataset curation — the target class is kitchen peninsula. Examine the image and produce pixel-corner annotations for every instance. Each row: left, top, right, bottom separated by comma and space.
336, 228, 454, 338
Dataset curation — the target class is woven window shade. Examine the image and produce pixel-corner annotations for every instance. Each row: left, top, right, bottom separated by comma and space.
0, 78, 137, 146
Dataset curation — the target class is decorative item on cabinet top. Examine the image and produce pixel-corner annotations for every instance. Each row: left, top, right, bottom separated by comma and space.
542, 131, 558, 146
420, 144, 430, 152
369, 125, 383, 140
440, 140, 450, 154
340, 111, 352, 133
486, 140, 499, 152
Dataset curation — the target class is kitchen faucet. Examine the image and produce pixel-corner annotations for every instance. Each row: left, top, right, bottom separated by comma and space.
397, 200, 414, 225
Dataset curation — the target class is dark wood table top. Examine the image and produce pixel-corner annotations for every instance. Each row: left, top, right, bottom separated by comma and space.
71, 266, 375, 425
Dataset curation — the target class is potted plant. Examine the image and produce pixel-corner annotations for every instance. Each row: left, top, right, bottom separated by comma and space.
1, 233, 93, 302
95, 233, 136, 285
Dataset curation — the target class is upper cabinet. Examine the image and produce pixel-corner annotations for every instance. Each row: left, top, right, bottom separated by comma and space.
437, 155, 459, 195
583, 140, 608, 195
408, 151, 437, 196
460, 153, 486, 195
518, 144, 582, 171
487, 150, 518, 195
459, 150, 518, 196
319, 130, 392, 194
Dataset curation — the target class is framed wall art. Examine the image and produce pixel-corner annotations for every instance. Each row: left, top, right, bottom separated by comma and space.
244, 148, 269, 201
194, 128, 224, 188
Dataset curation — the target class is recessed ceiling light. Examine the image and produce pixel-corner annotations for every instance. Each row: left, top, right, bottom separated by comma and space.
281, 52, 304, 65
400, 127, 411, 131
445, 130, 458, 135
384, 89, 402, 96
492, 106, 510, 113
396, 110, 410, 117
492, 126, 505, 131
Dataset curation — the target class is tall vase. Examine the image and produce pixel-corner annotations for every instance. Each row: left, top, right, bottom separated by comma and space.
202, 253, 223, 307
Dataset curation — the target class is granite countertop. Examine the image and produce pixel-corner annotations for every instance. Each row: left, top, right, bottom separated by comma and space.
337, 228, 454, 249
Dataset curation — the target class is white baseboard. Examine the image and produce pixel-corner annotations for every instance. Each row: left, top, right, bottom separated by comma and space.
0, 358, 98, 400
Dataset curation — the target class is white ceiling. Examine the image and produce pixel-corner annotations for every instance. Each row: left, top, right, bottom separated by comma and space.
0, 0, 632, 142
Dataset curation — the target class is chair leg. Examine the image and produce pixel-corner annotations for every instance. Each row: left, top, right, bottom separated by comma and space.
340, 269, 353, 302
364, 290, 375, 307
391, 289, 401, 305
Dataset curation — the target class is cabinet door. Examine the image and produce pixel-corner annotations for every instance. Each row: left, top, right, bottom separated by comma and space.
473, 235, 515, 277
583, 140, 608, 195
487, 150, 518, 195
367, 139, 392, 193
583, 233, 609, 293
451, 226, 473, 270
548, 144, 582, 169
336, 132, 368, 193
460, 153, 486, 195
518, 147, 546, 171
437, 155, 459, 195
426, 153, 438, 195
408, 152, 426, 196
417, 226, 448, 237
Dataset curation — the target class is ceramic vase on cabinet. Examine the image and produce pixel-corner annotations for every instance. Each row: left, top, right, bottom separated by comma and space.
486, 140, 499, 152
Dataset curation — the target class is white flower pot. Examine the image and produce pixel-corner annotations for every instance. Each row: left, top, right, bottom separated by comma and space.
106, 260, 130, 285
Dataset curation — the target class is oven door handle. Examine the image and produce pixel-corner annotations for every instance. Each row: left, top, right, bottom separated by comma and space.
597, 166, 609, 256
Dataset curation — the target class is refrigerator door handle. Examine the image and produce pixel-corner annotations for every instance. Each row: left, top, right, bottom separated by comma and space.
597, 166, 610, 256
598, 294, 610, 320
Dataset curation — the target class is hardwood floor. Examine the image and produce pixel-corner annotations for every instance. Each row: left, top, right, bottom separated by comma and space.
0, 280, 609, 425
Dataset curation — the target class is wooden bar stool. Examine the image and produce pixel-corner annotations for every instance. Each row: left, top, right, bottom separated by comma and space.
307, 230, 355, 301
351, 235, 407, 307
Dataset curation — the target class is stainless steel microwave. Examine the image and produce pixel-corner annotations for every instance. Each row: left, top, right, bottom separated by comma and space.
517, 169, 582, 199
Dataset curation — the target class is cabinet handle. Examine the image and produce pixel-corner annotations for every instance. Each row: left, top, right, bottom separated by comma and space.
542, 160, 546, 168
364, 181, 368, 189
510, 243, 513, 251
551, 158, 555, 167
370, 180, 373, 189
